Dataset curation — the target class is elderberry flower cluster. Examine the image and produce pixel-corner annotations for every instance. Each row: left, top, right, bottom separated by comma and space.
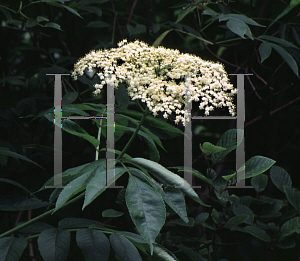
71, 39, 237, 126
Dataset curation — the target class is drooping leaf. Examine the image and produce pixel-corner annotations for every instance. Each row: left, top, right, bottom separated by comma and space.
152, 29, 173, 47
37, 228, 70, 261
76, 228, 110, 261
175, 6, 196, 23
128, 168, 188, 223
54, 159, 106, 212
268, 43, 299, 77
125, 175, 166, 254
83, 166, 127, 209
226, 19, 249, 39
0, 237, 28, 261
62, 118, 100, 148
130, 158, 210, 207
259, 42, 272, 63
270, 166, 292, 193
110, 234, 142, 261
258, 35, 299, 49
0, 147, 44, 169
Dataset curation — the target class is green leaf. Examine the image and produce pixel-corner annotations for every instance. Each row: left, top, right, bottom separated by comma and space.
125, 175, 166, 254
127, 24, 146, 36
129, 168, 188, 223
153, 29, 173, 47
0, 195, 48, 211
219, 13, 265, 27
117, 114, 166, 152
83, 166, 127, 209
0, 178, 33, 195
284, 186, 300, 213
36, 16, 49, 22
211, 129, 244, 164
259, 42, 272, 63
130, 158, 210, 207
226, 19, 249, 39
268, 43, 299, 77
266, 1, 300, 31
62, 92, 78, 105
200, 142, 226, 156
211, 208, 220, 224
44, 22, 62, 30
175, 245, 204, 261
243, 226, 271, 242
110, 234, 142, 261
86, 21, 110, 28
251, 174, 268, 193
47, 2, 82, 18
175, 6, 196, 23
0, 237, 28, 261
168, 167, 214, 186
58, 217, 105, 229
258, 35, 299, 49
270, 166, 292, 192
78, 6, 102, 16
27, 18, 38, 28
54, 159, 106, 212
100, 115, 128, 143
116, 108, 184, 139
76, 229, 110, 261
37, 228, 70, 261
275, 237, 296, 249
280, 217, 300, 237
150, 244, 179, 261
102, 209, 124, 217
62, 118, 100, 148
222, 172, 236, 181
0, 147, 44, 169
17, 222, 54, 237
195, 212, 209, 225
240, 156, 276, 179
233, 204, 254, 225
165, 217, 194, 227
224, 214, 249, 228
0, 7, 12, 22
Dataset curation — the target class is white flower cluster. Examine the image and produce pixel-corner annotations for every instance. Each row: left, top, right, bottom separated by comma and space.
71, 39, 237, 126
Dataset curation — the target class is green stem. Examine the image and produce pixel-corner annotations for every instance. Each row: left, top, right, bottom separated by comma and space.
115, 106, 149, 164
